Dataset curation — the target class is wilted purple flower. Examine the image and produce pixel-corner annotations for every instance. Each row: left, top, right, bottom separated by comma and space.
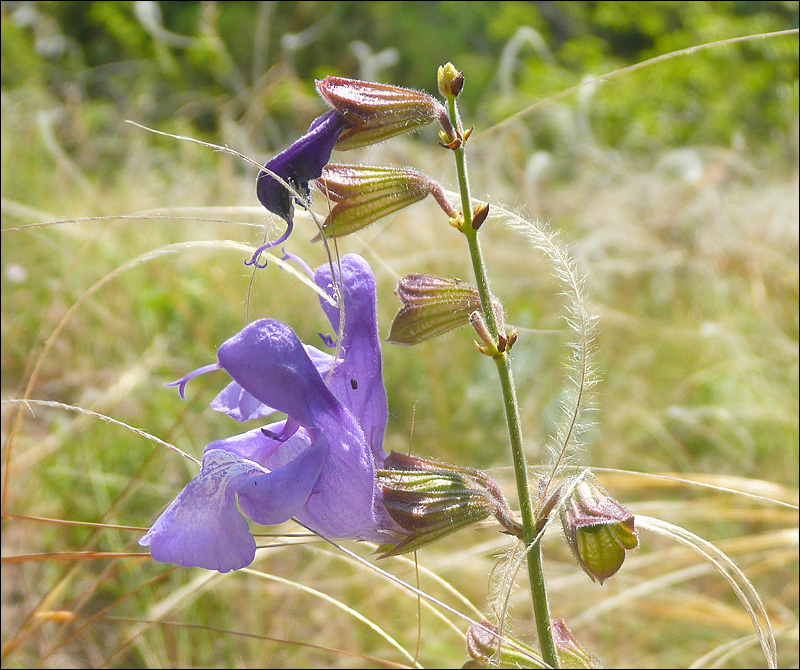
249, 110, 349, 267
140, 254, 405, 572
251, 76, 456, 265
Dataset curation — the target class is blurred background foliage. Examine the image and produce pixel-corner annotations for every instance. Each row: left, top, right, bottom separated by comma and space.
2, 3, 798, 668
2, 0, 798, 179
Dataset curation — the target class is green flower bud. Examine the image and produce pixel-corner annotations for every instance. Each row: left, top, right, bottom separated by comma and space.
464, 619, 603, 669
465, 620, 546, 668
386, 274, 483, 345
437, 62, 464, 99
551, 619, 603, 668
560, 473, 638, 584
313, 164, 456, 240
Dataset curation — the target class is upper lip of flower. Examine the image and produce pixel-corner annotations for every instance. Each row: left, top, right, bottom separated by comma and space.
250, 77, 453, 264
140, 254, 403, 572
256, 110, 347, 225
248, 110, 348, 268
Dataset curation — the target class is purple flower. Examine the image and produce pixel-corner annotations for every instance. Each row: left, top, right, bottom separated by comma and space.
249, 110, 348, 267
140, 254, 404, 572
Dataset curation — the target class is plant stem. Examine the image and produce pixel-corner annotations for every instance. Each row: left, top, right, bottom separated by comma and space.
446, 96, 559, 669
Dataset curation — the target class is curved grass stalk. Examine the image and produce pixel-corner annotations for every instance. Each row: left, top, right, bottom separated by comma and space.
102, 616, 410, 669
390, 554, 486, 621
242, 567, 423, 668
2, 399, 199, 466
635, 515, 777, 668
473, 29, 799, 143
590, 467, 799, 510
319, 535, 546, 666
496, 207, 597, 490
310, 547, 472, 639
0, 212, 268, 233
1, 239, 334, 511
690, 629, 790, 669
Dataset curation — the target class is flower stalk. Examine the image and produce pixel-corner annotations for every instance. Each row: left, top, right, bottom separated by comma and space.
443, 64, 559, 668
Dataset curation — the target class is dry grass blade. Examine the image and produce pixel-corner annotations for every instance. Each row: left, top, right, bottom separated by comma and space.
241, 567, 423, 668
3, 399, 199, 465
636, 515, 778, 668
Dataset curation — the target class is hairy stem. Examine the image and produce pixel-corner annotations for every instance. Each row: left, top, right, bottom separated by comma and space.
446, 95, 559, 668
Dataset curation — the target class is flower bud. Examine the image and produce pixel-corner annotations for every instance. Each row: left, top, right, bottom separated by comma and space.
437, 62, 464, 99
375, 452, 521, 558
471, 202, 489, 230
465, 619, 602, 669
465, 620, 545, 668
313, 164, 456, 240
387, 274, 482, 345
551, 619, 603, 669
470, 298, 516, 359
316, 76, 456, 149
560, 472, 638, 584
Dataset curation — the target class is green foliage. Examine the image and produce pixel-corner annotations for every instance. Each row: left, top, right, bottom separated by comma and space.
1, 1, 796, 170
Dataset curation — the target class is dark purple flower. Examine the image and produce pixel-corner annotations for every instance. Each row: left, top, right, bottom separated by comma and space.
249, 110, 348, 267
140, 254, 404, 572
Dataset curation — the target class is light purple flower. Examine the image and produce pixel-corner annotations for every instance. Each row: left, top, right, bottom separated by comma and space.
140, 254, 404, 572
249, 110, 348, 267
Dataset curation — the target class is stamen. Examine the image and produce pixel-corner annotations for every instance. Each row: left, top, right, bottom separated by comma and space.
280, 247, 315, 279
261, 418, 300, 442
318, 332, 337, 348
245, 219, 295, 268
166, 363, 221, 400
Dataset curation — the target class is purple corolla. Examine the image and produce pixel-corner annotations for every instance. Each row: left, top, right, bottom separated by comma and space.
140, 254, 404, 572
249, 110, 347, 267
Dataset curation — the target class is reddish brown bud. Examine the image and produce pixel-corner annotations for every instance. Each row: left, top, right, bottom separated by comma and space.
471, 202, 490, 230
316, 76, 454, 149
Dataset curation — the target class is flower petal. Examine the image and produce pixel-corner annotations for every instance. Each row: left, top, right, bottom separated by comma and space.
203, 424, 285, 464
256, 110, 347, 223
295, 438, 381, 540
314, 255, 388, 459
211, 382, 270, 422
211, 344, 334, 422
215, 317, 387, 537
237, 435, 328, 526
216, 318, 339, 430
139, 449, 267, 572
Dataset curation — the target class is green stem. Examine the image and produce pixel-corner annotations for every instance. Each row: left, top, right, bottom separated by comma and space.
446, 95, 559, 669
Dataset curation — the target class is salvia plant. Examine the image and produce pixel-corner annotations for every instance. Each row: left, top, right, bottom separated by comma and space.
126, 65, 778, 668
5, 30, 793, 664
